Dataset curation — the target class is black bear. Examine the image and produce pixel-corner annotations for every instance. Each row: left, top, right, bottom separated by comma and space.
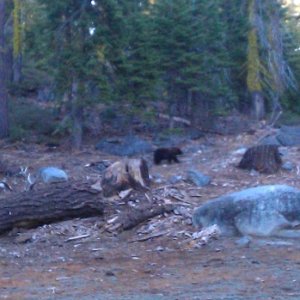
154, 147, 183, 165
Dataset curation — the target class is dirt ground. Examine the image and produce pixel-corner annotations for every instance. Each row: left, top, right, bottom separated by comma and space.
1, 129, 300, 300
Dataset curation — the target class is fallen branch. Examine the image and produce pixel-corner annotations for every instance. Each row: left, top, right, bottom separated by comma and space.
130, 230, 170, 243
117, 204, 174, 231
158, 113, 191, 126
65, 234, 91, 242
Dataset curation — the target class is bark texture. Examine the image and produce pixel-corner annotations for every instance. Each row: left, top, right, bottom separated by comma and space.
0, 0, 9, 138
238, 144, 282, 174
101, 158, 150, 197
0, 181, 104, 234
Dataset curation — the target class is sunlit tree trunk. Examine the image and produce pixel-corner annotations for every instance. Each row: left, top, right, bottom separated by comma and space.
247, 0, 265, 120
0, 0, 9, 138
13, 0, 22, 83
266, 1, 295, 125
70, 78, 83, 150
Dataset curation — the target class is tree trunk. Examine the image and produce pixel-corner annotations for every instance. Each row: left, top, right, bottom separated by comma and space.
70, 79, 83, 150
12, 0, 22, 83
251, 91, 265, 120
0, 0, 9, 138
13, 53, 22, 83
0, 181, 104, 234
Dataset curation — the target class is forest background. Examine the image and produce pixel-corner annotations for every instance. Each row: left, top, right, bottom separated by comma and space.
0, 0, 300, 149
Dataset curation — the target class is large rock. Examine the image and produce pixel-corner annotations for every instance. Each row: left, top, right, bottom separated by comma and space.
193, 185, 300, 237
95, 135, 153, 157
260, 126, 300, 146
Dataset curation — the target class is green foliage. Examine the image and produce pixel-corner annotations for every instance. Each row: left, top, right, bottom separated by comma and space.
277, 110, 300, 126
281, 8, 300, 112
19, 0, 300, 136
9, 98, 57, 141
100, 107, 118, 121
145, 0, 239, 111
13, 0, 21, 58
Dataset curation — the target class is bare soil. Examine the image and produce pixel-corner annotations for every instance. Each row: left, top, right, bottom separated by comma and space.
1, 129, 300, 300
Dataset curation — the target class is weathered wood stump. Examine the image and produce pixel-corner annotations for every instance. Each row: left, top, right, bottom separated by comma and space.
238, 144, 282, 174
0, 181, 104, 234
101, 158, 150, 197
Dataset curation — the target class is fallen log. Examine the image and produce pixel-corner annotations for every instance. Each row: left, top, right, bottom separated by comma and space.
121, 204, 174, 230
0, 181, 104, 234
107, 203, 174, 231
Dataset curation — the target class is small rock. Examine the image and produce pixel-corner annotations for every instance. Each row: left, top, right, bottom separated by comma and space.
282, 161, 294, 171
38, 167, 68, 183
184, 219, 193, 225
155, 246, 164, 252
105, 270, 115, 277
233, 147, 247, 155
168, 175, 183, 184
152, 173, 165, 184
187, 169, 211, 187
174, 206, 192, 218
250, 169, 260, 176
235, 236, 252, 247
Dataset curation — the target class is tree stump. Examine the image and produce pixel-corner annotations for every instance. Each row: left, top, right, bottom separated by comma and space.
238, 144, 282, 174
101, 158, 150, 197
0, 181, 104, 234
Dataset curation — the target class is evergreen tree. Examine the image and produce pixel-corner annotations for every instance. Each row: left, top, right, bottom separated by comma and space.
0, 0, 9, 138
116, 0, 158, 105
246, 0, 296, 121
13, 0, 22, 83
30, 0, 112, 148
146, 0, 233, 124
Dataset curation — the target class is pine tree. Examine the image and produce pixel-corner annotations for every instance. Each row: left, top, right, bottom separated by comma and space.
146, 0, 233, 124
28, 1, 93, 148
0, 0, 9, 138
13, 0, 22, 83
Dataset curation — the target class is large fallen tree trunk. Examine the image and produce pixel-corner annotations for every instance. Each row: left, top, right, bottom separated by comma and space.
0, 181, 104, 234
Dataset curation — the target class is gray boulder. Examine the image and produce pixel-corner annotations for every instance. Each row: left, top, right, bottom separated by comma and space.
38, 167, 68, 183
260, 134, 281, 146
168, 175, 183, 184
260, 125, 300, 146
193, 185, 300, 237
282, 161, 294, 171
187, 170, 211, 187
95, 135, 153, 156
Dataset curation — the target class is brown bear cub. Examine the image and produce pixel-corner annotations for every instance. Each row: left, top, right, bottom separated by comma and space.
154, 147, 183, 165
